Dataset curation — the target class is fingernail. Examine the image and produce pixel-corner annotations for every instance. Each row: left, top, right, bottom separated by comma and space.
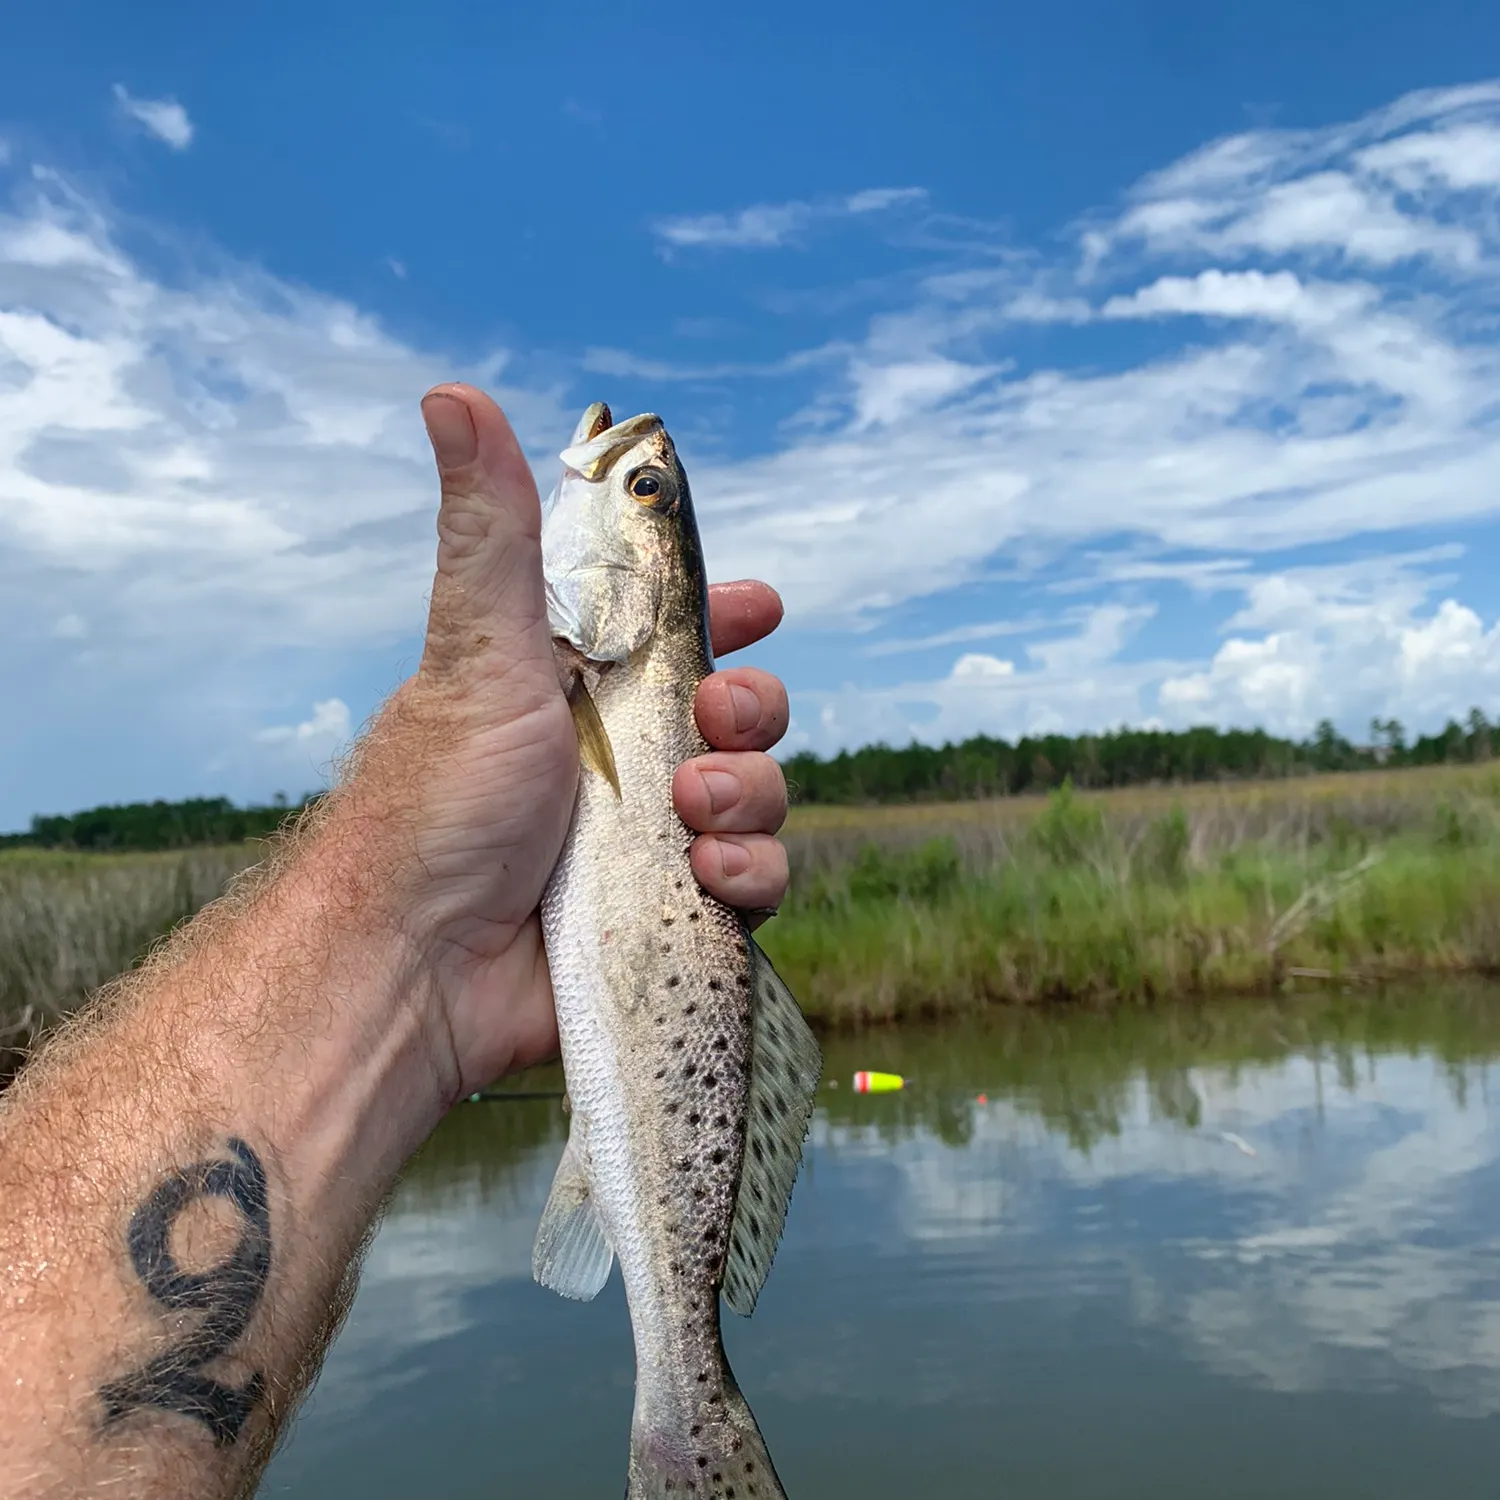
700, 769, 741, 814
717, 840, 751, 877
423, 393, 478, 468
729, 684, 759, 734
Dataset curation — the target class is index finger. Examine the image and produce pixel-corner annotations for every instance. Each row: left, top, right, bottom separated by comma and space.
708, 580, 783, 656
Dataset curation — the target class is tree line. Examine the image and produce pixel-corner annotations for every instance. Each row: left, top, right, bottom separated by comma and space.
0, 795, 313, 853
6, 708, 1500, 847
782, 711, 1500, 805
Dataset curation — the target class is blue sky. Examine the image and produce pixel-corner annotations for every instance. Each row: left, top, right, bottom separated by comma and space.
5, 4, 1500, 827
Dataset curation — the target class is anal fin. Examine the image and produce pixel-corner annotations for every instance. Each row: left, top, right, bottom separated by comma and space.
532, 1125, 614, 1300
721, 938, 821, 1317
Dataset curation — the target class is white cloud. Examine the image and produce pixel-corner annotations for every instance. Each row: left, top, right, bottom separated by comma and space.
112, 85, 195, 151
786, 556, 1500, 753
653, 186, 925, 250
256, 697, 353, 748
12, 82, 1500, 814
949, 652, 1014, 680
0, 165, 568, 823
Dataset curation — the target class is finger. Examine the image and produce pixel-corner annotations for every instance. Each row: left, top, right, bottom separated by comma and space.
689, 833, 788, 915
673, 752, 787, 836
420, 383, 550, 676
707, 580, 783, 657
694, 667, 789, 753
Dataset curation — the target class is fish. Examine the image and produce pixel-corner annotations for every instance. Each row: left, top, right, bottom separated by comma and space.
534, 402, 821, 1500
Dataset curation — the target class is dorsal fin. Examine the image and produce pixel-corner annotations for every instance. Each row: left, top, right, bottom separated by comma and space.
721, 939, 821, 1317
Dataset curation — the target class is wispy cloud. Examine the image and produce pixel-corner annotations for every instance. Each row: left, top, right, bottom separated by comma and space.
0, 166, 567, 822
12, 83, 1500, 817
653, 187, 926, 251
863, 613, 1064, 657
111, 84, 194, 151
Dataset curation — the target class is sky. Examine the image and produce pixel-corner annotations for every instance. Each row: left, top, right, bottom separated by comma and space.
5, 3, 1500, 827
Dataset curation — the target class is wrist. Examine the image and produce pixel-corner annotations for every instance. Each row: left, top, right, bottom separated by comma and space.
171, 806, 458, 1209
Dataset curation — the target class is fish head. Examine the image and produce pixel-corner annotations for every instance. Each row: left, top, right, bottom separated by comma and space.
542, 402, 703, 663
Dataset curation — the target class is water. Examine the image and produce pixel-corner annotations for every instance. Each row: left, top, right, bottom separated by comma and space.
263, 987, 1500, 1497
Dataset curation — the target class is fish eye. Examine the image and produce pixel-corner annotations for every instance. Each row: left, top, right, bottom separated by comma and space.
627, 466, 676, 507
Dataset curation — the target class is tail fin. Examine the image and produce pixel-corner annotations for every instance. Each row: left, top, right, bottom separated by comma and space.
627, 1382, 787, 1499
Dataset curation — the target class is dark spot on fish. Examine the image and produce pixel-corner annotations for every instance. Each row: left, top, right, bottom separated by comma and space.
690, 1423, 701, 1437
675, 879, 685, 890
678, 1157, 692, 1171
668, 975, 681, 988
703, 1073, 718, 1089
663, 916, 675, 926
662, 942, 673, 955
689, 1298, 700, 1311
708, 978, 722, 992
684, 1061, 697, 1077
666, 1102, 679, 1115
693, 1185, 706, 1200
689, 911, 701, 922
713, 1035, 728, 1051
685, 1002, 697, 1016
735, 1120, 747, 1136
737, 975, 750, 989
674, 1037, 686, 1049
711, 1148, 726, 1164
752, 1185, 765, 1203
712, 1472, 721, 1483
697, 1371, 709, 1383
689, 1111, 702, 1125
697, 1457, 709, 1469
655, 1067, 667, 1079
715, 1113, 728, 1128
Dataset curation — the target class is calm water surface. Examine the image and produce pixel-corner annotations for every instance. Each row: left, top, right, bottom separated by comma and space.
263, 988, 1500, 1497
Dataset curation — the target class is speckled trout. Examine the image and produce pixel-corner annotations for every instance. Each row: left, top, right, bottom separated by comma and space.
535, 403, 820, 1500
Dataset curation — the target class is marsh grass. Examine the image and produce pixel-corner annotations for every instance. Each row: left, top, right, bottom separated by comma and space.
0, 844, 262, 1070
763, 765, 1500, 1023
8, 763, 1500, 1064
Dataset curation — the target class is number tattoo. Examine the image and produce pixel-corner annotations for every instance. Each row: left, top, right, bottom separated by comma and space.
98, 1137, 271, 1446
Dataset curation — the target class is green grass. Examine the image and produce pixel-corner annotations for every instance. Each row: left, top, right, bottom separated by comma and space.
8, 763, 1500, 1066
762, 771, 1500, 1023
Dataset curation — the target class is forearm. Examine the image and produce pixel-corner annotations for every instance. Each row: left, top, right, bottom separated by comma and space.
0, 807, 451, 1498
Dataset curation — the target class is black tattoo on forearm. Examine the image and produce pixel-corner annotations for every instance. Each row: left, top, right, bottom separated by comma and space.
99, 1137, 272, 1446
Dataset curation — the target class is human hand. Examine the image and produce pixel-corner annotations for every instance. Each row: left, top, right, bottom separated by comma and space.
341, 384, 790, 1101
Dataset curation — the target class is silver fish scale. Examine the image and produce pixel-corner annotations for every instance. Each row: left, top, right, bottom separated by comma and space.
541, 647, 759, 1437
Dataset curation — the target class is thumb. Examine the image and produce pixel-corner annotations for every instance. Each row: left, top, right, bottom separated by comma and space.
419, 383, 551, 679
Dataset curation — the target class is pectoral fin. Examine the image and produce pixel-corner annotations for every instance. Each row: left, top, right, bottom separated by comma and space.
566, 674, 621, 799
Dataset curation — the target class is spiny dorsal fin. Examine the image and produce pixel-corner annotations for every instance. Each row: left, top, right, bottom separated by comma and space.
566, 673, 620, 799
721, 939, 821, 1317
532, 1125, 614, 1300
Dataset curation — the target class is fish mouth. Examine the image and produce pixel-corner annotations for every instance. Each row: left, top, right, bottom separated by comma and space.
570, 402, 613, 446
560, 407, 664, 480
